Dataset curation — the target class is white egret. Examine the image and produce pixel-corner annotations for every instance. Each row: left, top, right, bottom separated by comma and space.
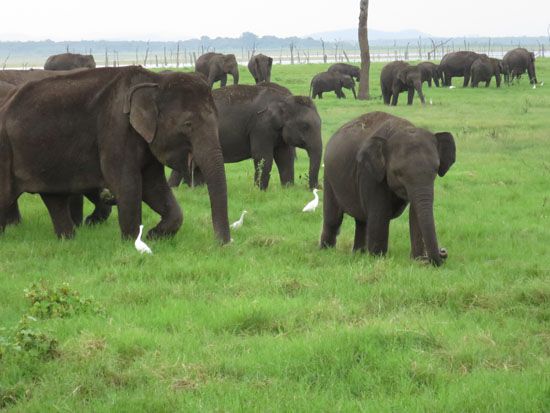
302, 189, 320, 212
429, 98, 433, 105
134, 225, 152, 254
230, 210, 248, 230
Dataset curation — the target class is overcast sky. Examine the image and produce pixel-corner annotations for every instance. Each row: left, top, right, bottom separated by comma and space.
1, 0, 549, 41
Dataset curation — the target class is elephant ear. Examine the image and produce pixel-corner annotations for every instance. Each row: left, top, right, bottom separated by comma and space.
267, 57, 273, 68
357, 136, 386, 183
397, 70, 408, 84
258, 101, 284, 129
123, 83, 159, 143
435, 132, 456, 177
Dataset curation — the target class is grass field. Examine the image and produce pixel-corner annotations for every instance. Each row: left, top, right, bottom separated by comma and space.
1, 60, 549, 412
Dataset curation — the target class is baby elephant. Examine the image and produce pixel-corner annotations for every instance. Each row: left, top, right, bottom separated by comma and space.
310, 71, 356, 99
321, 111, 456, 266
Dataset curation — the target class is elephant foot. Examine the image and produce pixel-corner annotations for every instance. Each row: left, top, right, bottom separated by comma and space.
146, 226, 179, 240
439, 247, 448, 259
84, 207, 112, 226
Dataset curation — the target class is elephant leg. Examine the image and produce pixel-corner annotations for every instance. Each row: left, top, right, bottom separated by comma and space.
253, 156, 274, 191
68, 195, 84, 226
485, 80, 490, 87
409, 203, 426, 259
220, 73, 228, 87
167, 169, 185, 187
320, 181, 343, 249
141, 161, 183, 239
390, 90, 399, 106
84, 190, 112, 226
407, 88, 415, 105
366, 209, 390, 256
463, 72, 471, 87
353, 219, 367, 253
6, 201, 21, 226
428, 78, 432, 87
274, 144, 295, 187
381, 85, 391, 105
105, 169, 142, 239
40, 193, 75, 239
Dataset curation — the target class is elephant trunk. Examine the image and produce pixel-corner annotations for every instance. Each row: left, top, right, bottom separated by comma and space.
306, 138, 322, 189
351, 84, 357, 99
528, 63, 537, 84
191, 129, 231, 244
415, 81, 426, 104
410, 185, 442, 266
231, 67, 239, 85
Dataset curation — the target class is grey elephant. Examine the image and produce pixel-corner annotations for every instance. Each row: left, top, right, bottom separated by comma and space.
470, 56, 503, 88
168, 82, 322, 190
310, 71, 356, 99
502, 48, 537, 85
0, 80, 16, 102
44, 53, 96, 70
320, 111, 456, 266
0, 68, 87, 85
417, 62, 441, 87
380, 61, 425, 106
0, 67, 231, 243
248, 54, 273, 83
327, 63, 360, 81
195, 52, 239, 88
439, 51, 485, 87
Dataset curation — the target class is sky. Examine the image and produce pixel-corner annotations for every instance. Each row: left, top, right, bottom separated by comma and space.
1, 0, 549, 41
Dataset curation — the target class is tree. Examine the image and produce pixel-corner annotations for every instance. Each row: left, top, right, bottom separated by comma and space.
358, 0, 371, 100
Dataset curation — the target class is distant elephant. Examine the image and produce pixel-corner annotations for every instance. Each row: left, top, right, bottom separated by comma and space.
248, 53, 273, 83
0, 68, 87, 86
503, 48, 537, 85
195, 52, 239, 88
380, 61, 425, 106
470, 56, 503, 88
328, 63, 360, 81
417, 62, 441, 87
310, 71, 356, 99
44, 53, 96, 70
439, 51, 485, 87
168, 83, 322, 190
0, 67, 231, 243
320, 111, 456, 266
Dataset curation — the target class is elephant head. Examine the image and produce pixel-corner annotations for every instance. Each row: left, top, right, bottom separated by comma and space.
357, 128, 455, 265
340, 74, 357, 99
398, 67, 425, 104
123, 73, 230, 243
251, 54, 273, 83
222, 54, 239, 85
265, 95, 322, 188
81, 55, 96, 69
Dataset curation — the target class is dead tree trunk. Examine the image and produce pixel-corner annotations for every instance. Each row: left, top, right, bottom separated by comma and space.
358, 0, 370, 100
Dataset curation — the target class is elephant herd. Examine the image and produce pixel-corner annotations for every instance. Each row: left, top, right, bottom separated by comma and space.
0, 46, 538, 265
380, 47, 539, 106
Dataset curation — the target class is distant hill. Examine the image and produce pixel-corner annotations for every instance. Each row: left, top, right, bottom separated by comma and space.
309, 28, 432, 42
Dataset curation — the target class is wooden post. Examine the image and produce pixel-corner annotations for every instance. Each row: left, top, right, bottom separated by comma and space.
104, 48, 108, 67
290, 43, 295, 65
176, 42, 180, 68
358, 0, 370, 100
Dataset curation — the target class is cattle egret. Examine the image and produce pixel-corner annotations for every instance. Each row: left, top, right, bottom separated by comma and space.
449, 85, 456, 89
302, 189, 320, 212
231, 210, 248, 230
532, 84, 537, 89
135, 225, 152, 254
429, 98, 433, 105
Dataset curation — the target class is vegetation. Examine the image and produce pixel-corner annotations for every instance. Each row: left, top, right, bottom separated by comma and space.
0, 61, 549, 411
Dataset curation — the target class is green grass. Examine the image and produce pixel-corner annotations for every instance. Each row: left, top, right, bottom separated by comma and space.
1, 61, 549, 412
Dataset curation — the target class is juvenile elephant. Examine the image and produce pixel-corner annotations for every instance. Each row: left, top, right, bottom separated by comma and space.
439, 51, 485, 87
503, 48, 537, 85
248, 54, 273, 83
470, 56, 503, 87
168, 83, 322, 190
0, 67, 231, 243
417, 62, 441, 87
380, 61, 425, 106
44, 53, 96, 70
310, 71, 356, 99
320, 111, 456, 266
195, 52, 239, 88
327, 63, 360, 81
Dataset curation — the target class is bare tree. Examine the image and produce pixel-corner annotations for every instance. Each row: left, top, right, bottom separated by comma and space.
358, 0, 370, 100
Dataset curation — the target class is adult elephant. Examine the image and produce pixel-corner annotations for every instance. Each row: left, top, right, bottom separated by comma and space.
248, 53, 273, 83
470, 56, 503, 88
0, 67, 231, 243
327, 63, 360, 81
44, 53, 96, 70
417, 62, 441, 87
503, 48, 537, 85
320, 111, 455, 266
380, 61, 425, 106
310, 71, 356, 99
195, 52, 239, 88
0, 68, 87, 85
168, 82, 322, 190
0, 80, 16, 102
439, 51, 485, 87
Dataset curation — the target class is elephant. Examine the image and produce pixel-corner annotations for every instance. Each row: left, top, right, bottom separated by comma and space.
417, 62, 442, 87
248, 54, 273, 83
380, 61, 425, 106
327, 63, 360, 81
168, 82, 322, 190
320, 111, 456, 266
439, 51, 486, 87
470, 56, 503, 88
44, 53, 96, 70
195, 52, 239, 88
310, 71, 356, 99
0, 66, 231, 243
0, 68, 87, 86
0, 80, 16, 102
502, 48, 537, 85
